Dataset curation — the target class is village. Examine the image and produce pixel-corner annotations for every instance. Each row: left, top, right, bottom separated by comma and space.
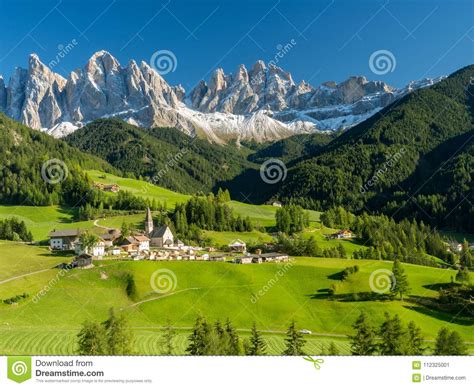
48, 208, 290, 268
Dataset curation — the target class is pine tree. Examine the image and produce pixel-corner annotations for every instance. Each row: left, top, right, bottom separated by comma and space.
391, 259, 410, 300
328, 341, 339, 355
434, 328, 467, 355
455, 267, 471, 284
337, 243, 347, 258
402, 321, 425, 355
460, 240, 473, 268
186, 315, 211, 355
245, 322, 267, 355
282, 321, 306, 355
77, 321, 106, 355
224, 318, 241, 355
378, 313, 404, 355
158, 320, 176, 355
102, 308, 134, 355
350, 312, 377, 355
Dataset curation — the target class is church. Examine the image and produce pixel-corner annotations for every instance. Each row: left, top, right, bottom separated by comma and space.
145, 208, 175, 247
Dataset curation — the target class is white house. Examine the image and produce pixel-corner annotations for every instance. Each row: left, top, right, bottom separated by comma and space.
234, 256, 253, 264
75, 240, 105, 257
133, 235, 150, 252
229, 239, 247, 253
49, 229, 82, 251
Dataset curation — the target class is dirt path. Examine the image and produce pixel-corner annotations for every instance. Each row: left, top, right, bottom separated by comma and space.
123, 288, 203, 309
0, 268, 52, 285
93, 219, 114, 231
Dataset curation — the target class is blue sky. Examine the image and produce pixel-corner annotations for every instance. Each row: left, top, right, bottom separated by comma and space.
0, 0, 472, 90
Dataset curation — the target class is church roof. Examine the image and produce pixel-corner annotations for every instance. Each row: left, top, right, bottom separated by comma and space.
150, 225, 172, 238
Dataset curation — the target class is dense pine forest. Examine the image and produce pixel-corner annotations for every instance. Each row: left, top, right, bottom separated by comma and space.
275, 65, 474, 232
0, 113, 117, 207
66, 119, 255, 194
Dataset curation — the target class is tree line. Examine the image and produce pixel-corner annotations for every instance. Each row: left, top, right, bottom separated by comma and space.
350, 312, 467, 355
0, 217, 33, 242
322, 206, 462, 267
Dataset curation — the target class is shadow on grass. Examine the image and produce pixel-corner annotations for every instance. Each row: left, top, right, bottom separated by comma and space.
422, 282, 456, 291
38, 251, 75, 258
308, 290, 392, 302
403, 305, 474, 326
327, 271, 344, 281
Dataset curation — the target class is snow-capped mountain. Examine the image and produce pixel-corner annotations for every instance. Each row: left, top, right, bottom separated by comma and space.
0, 51, 443, 143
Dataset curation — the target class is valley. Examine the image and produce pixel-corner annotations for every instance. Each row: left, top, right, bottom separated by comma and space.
0, 55, 471, 358
0, 169, 472, 355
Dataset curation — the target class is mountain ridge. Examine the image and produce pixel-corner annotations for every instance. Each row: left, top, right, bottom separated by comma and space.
0, 51, 443, 143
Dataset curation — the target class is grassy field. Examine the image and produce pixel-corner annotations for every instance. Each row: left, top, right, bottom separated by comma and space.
86, 170, 190, 207
86, 169, 321, 230
0, 241, 471, 355
0, 205, 96, 241
302, 226, 366, 256
203, 230, 274, 245
0, 172, 471, 355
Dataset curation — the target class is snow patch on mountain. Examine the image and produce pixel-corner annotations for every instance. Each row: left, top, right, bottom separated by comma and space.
0, 51, 445, 143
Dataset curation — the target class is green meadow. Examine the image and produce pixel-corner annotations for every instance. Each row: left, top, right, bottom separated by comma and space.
0, 241, 471, 355
0, 171, 472, 355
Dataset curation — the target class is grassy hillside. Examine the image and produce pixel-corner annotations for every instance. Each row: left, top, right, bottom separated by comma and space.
87, 169, 320, 230
0, 241, 471, 355
0, 113, 117, 207
276, 65, 474, 232
66, 119, 256, 194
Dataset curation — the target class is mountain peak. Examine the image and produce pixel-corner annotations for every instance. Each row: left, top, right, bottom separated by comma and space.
0, 50, 445, 144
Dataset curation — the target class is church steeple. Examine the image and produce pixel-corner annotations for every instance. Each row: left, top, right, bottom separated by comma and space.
145, 207, 154, 235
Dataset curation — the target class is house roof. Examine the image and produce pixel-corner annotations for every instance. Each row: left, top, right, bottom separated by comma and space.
100, 233, 117, 241
150, 225, 172, 238
134, 235, 150, 242
229, 239, 246, 246
121, 235, 150, 245
75, 253, 92, 260
49, 229, 82, 238
260, 252, 288, 258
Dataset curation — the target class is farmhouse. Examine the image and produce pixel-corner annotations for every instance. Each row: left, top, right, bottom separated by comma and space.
72, 254, 93, 268
228, 239, 247, 253
119, 235, 150, 253
145, 208, 175, 247
331, 229, 353, 239
75, 239, 106, 257
93, 183, 120, 192
259, 253, 289, 262
209, 255, 226, 262
234, 255, 254, 264
100, 229, 121, 247
49, 229, 81, 251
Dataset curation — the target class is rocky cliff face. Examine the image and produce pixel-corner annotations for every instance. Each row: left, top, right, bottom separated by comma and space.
0, 51, 443, 142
